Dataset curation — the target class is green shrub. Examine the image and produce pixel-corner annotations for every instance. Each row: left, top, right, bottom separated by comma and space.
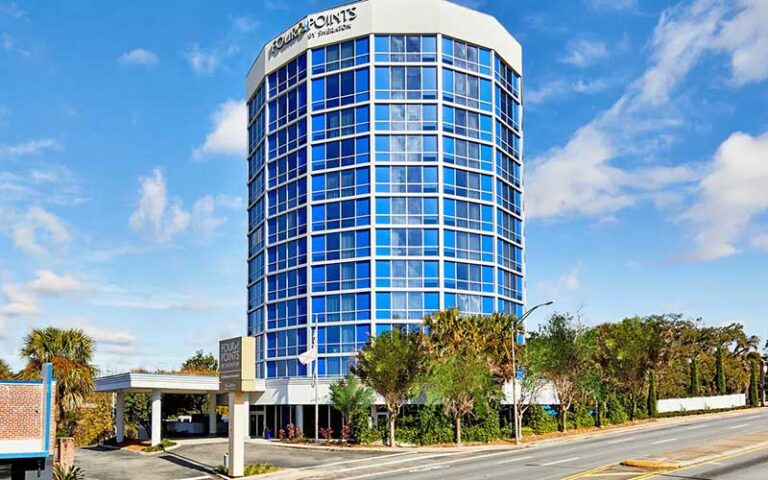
415, 406, 453, 445
244, 463, 277, 475
525, 405, 558, 434
142, 438, 176, 452
572, 404, 595, 429
53, 465, 83, 480
463, 408, 503, 443
606, 394, 628, 425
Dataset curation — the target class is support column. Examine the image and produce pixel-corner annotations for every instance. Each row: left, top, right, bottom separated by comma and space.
295, 405, 304, 432
371, 405, 377, 427
208, 393, 218, 436
243, 396, 251, 440
228, 391, 247, 477
150, 389, 162, 446
115, 391, 125, 444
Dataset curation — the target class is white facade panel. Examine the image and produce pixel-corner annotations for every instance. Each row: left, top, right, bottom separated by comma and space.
656, 394, 746, 413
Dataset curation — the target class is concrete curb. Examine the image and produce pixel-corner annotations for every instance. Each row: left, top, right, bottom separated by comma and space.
621, 459, 679, 470
622, 439, 768, 472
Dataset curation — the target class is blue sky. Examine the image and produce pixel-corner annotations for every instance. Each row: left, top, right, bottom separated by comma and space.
1, 0, 766, 371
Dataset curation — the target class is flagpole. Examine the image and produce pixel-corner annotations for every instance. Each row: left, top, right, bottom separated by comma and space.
313, 314, 319, 442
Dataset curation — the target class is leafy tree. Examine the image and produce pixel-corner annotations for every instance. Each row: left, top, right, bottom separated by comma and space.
180, 350, 218, 375
354, 329, 424, 447
715, 347, 727, 395
329, 374, 374, 427
0, 358, 13, 379
73, 393, 114, 446
749, 359, 760, 407
528, 313, 592, 432
125, 393, 152, 438
422, 309, 501, 446
647, 370, 658, 418
18, 327, 97, 427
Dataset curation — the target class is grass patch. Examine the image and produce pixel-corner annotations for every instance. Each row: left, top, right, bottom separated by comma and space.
214, 463, 277, 476
142, 438, 176, 452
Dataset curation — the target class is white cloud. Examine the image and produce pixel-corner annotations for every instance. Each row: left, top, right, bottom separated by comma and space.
1, 32, 29, 56
26, 270, 88, 296
192, 194, 243, 235
12, 206, 70, 255
193, 100, 247, 159
0, 2, 25, 19
682, 131, 768, 260
0, 284, 39, 316
186, 44, 221, 74
526, 77, 614, 105
118, 48, 159, 67
232, 16, 259, 32
129, 169, 191, 242
527, 0, 768, 224
713, 0, 768, 86
585, 0, 637, 11
561, 39, 609, 67
0, 138, 59, 157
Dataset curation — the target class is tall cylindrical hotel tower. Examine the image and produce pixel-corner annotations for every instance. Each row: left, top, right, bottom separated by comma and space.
246, 0, 523, 434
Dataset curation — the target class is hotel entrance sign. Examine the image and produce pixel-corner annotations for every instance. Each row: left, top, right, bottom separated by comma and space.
219, 336, 257, 393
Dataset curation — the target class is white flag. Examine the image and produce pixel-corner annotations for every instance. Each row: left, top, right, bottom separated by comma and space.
299, 346, 317, 365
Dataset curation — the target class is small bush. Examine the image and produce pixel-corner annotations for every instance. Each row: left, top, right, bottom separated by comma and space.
606, 394, 629, 425
319, 427, 334, 443
572, 404, 595, 429
142, 438, 176, 452
525, 405, 558, 434
244, 463, 277, 475
53, 465, 83, 480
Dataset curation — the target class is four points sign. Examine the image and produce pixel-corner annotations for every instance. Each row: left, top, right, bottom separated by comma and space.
219, 336, 257, 392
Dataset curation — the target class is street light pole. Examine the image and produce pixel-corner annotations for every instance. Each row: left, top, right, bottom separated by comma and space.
512, 300, 553, 446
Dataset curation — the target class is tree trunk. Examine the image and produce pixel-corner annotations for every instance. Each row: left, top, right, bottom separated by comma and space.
560, 405, 568, 432
455, 415, 462, 447
388, 413, 396, 447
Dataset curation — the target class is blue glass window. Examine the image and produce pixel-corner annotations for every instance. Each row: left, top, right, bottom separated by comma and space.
376, 166, 438, 193
312, 167, 370, 201
311, 68, 370, 110
374, 35, 437, 62
316, 355, 354, 377
248, 83, 266, 122
442, 37, 491, 75
317, 324, 369, 353
267, 267, 307, 300
311, 198, 370, 231
445, 261, 494, 293
248, 280, 264, 310
374, 104, 437, 132
249, 199, 265, 228
312, 105, 369, 141
249, 144, 266, 179
375, 67, 437, 100
444, 137, 492, 171
375, 135, 438, 162
268, 149, 307, 188
268, 120, 307, 160
268, 86, 308, 132
498, 299, 524, 318
376, 260, 439, 288
444, 199, 493, 232
267, 359, 308, 379
376, 291, 439, 321
444, 167, 493, 201
495, 86, 521, 130
268, 178, 307, 216
249, 225, 265, 255
444, 293, 494, 315
312, 136, 370, 171
497, 210, 523, 244
312, 261, 370, 292
249, 115, 266, 152
268, 54, 308, 97
498, 269, 523, 300
497, 179, 522, 215
496, 151, 521, 188
248, 309, 264, 335
312, 37, 369, 74
376, 228, 439, 257
444, 230, 493, 262
375, 323, 423, 336
376, 197, 439, 225
249, 170, 265, 204
498, 239, 523, 273
267, 298, 307, 329
312, 293, 370, 323
249, 252, 265, 281
268, 238, 307, 272
312, 229, 370, 262
496, 121, 521, 159
268, 208, 307, 243
495, 57, 521, 97
266, 328, 308, 358
443, 106, 492, 141
443, 69, 492, 111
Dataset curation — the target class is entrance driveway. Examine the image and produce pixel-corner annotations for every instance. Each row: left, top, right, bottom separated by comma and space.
76, 440, 391, 480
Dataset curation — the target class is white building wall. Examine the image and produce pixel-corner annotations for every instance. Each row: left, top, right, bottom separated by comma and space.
657, 394, 746, 413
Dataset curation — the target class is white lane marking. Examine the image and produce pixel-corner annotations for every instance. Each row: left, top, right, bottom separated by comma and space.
409, 465, 447, 473
606, 437, 636, 444
338, 452, 462, 472
345, 450, 521, 480
541, 456, 579, 466
685, 425, 705, 430
727, 424, 750, 430
652, 438, 677, 445
496, 455, 533, 465
295, 451, 413, 470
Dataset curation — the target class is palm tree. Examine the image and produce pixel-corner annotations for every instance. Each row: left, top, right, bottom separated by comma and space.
18, 327, 98, 425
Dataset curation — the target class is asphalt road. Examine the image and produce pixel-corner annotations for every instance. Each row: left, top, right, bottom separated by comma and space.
648, 446, 768, 479
329, 409, 768, 480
